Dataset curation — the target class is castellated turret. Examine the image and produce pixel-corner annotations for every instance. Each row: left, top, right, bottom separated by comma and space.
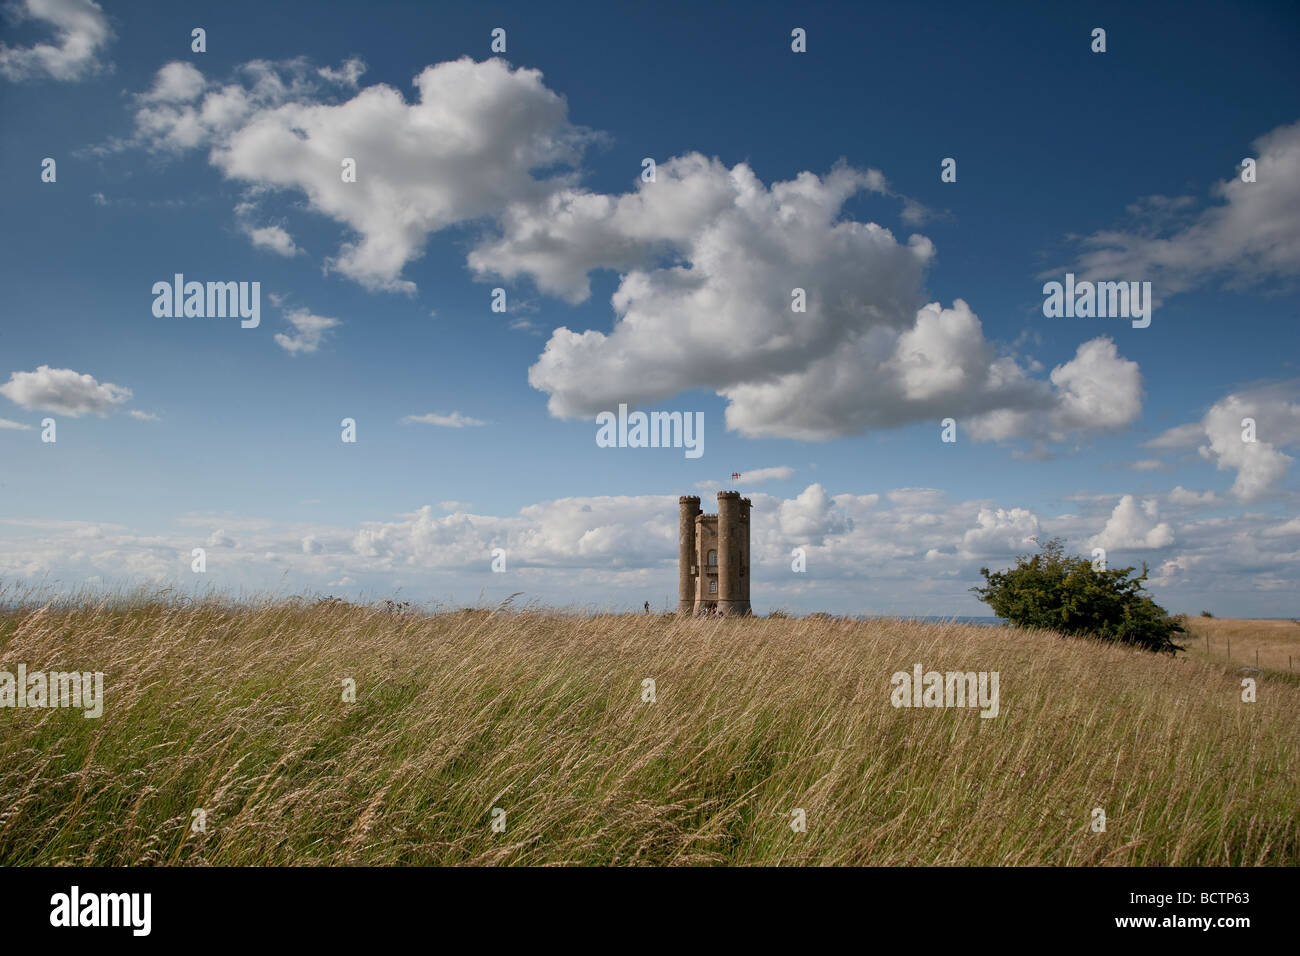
678, 492, 751, 615
678, 496, 701, 614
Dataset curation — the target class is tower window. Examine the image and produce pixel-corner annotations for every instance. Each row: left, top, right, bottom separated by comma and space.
707, 550, 717, 566
709, 580, 717, 594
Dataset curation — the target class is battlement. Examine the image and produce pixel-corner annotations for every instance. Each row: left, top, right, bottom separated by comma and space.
678, 491, 752, 616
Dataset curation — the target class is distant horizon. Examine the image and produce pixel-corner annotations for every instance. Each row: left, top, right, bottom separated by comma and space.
2, 579, 1293, 626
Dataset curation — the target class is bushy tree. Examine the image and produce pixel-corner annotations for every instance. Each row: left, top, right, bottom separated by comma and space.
971, 538, 1184, 653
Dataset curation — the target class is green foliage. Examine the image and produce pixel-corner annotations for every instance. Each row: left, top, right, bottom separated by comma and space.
1200, 610, 1214, 618
972, 538, 1184, 653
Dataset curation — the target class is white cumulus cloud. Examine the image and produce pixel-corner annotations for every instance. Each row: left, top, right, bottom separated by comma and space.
140, 61, 205, 102
0, 365, 131, 416
1149, 381, 1300, 501
1087, 495, 1175, 551
120, 55, 1148, 451
246, 224, 299, 257
0, 0, 112, 82
274, 308, 340, 354
503, 159, 1140, 444
131, 56, 592, 293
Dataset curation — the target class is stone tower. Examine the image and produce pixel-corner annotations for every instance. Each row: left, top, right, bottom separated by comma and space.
678, 492, 751, 615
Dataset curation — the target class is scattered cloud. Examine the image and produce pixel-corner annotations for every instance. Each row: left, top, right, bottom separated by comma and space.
1259, 516, 1300, 538
1066, 119, 1300, 298
1087, 495, 1175, 551
274, 307, 340, 354
960, 507, 1041, 557
2, 484, 1296, 615
1151, 381, 1300, 501
696, 466, 795, 490
0, 365, 131, 416
139, 60, 204, 102
502, 155, 1140, 444
0, 0, 112, 82
1129, 459, 1167, 472
1167, 486, 1221, 507
1045, 337, 1144, 436
129, 56, 593, 293
1144, 422, 1204, 450
1196, 385, 1299, 501
740, 466, 796, 484
117, 54, 1146, 451
401, 411, 488, 428
961, 337, 1143, 449
233, 199, 301, 256
206, 529, 236, 548
247, 224, 300, 257
315, 57, 365, 87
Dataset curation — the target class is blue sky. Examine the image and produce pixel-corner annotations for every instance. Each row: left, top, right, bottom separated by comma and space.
1, 0, 1298, 615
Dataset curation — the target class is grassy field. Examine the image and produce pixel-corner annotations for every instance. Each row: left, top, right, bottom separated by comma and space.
1179, 615, 1300, 673
1, 595, 1296, 866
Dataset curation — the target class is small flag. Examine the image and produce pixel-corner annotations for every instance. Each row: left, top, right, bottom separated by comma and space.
731, 472, 741, 481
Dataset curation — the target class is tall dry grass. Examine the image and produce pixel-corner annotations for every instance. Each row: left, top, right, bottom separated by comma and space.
0, 591, 1296, 865
1180, 616, 1300, 672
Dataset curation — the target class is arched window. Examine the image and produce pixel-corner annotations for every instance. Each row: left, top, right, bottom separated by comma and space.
709, 579, 717, 594
707, 550, 717, 566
